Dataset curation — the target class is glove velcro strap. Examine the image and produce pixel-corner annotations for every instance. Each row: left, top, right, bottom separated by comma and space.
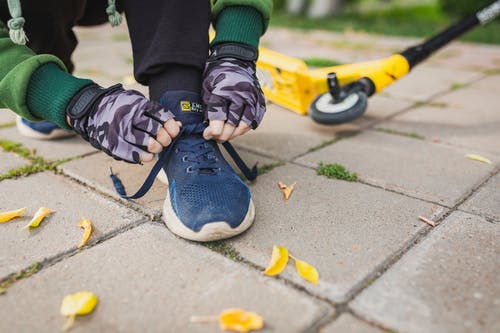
210, 42, 258, 62
66, 83, 123, 120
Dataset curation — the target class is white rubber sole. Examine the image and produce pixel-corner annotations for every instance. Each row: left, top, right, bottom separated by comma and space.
161, 175, 255, 242
16, 116, 75, 140
163, 196, 255, 242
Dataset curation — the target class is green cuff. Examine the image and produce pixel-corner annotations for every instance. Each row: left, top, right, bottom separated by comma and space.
27, 63, 93, 129
212, 6, 264, 49
212, 0, 273, 33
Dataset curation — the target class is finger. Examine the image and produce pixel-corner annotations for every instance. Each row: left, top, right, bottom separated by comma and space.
155, 127, 172, 147
230, 122, 251, 140
203, 120, 224, 140
218, 124, 236, 142
163, 118, 181, 139
140, 152, 154, 163
147, 137, 163, 154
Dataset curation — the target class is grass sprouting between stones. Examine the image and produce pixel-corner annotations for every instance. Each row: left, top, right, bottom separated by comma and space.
303, 57, 344, 67
0, 139, 73, 181
0, 262, 39, 295
204, 241, 244, 262
317, 162, 358, 181
450, 82, 466, 91
0, 121, 15, 129
257, 161, 285, 176
375, 127, 425, 140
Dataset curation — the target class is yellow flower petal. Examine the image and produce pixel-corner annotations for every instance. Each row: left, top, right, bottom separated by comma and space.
0, 207, 26, 223
219, 308, 264, 333
277, 181, 296, 201
465, 154, 492, 164
295, 259, 319, 284
77, 217, 92, 248
61, 291, 98, 331
60, 291, 98, 316
263, 245, 289, 276
24, 207, 54, 229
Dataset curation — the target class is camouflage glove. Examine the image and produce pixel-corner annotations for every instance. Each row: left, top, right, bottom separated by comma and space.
202, 43, 266, 141
67, 84, 177, 164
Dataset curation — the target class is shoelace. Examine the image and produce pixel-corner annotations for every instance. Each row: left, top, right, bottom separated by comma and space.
110, 123, 258, 199
176, 136, 218, 174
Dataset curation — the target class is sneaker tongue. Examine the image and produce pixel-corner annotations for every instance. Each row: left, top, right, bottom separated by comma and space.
159, 90, 204, 125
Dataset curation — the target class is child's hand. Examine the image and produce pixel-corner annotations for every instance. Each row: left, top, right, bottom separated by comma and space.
202, 55, 266, 142
68, 85, 181, 163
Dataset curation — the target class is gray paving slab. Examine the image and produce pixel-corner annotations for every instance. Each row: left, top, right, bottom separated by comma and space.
0, 172, 144, 277
351, 211, 500, 333
59, 150, 277, 216
377, 75, 500, 154
383, 65, 482, 102
434, 74, 500, 112
295, 131, 498, 207
228, 164, 446, 303
0, 127, 97, 162
427, 42, 500, 72
0, 109, 16, 125
73, 25, 134, 81
0, 151, 28, 175
0, 223, 332, 333
320, 314, 386, 333
460, 172, 500, 222
233, 97, 411, 161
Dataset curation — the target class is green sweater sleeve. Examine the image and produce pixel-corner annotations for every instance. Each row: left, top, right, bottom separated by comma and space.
0, 22, 92, 129
211, 0, 273, 49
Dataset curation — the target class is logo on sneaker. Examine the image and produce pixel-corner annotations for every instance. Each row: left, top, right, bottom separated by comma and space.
180, 101, 202, 113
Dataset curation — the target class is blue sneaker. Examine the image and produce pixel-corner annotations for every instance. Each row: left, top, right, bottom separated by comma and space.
16, 117, 75, 140
158, 91, 255, 241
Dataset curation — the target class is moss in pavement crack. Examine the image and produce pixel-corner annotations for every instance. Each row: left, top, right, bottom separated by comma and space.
317, 162, 358, 181
0, 262, 39, 295
204, 241, 244, 262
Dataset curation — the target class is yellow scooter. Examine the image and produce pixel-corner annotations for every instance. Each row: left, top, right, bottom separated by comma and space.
256, 1, 500, 124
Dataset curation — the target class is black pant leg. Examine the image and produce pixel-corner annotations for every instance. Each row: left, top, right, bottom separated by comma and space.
0, 0, 115, 73
123, 0, 211, 99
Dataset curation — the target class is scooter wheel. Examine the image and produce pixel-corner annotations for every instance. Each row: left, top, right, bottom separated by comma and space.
309, 91, 368, 125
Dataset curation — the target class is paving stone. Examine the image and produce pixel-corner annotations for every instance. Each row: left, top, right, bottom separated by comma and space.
0, 172, 144, 277
59, 150, 277, 216
460, 172, 500, 222
434, 74, 500, 112
320, 314, 386, 333
351, 212, 500, 333
378, 75, 500, 154
428, 43, 500, 72
229, 164, 445, 302
0, 127, 97, 162
0, 223, 332, 333
73, 25, 134, 81
261, 28, 409, 65
295, 131, 497, 207
0, 151, 28, 175
0, 109, 16, 125
383, 65, 482, 102
233, 97, 411, 161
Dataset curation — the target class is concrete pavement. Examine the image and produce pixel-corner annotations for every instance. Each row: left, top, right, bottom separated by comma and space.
0, 24, 499, 332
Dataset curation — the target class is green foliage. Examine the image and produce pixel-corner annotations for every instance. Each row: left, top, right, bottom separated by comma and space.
439, 0, 492, 16
0, 262, 39, 295
303, 57, 344, 67
317, 162, 358, 181
270, 2, 500, 44
273, 0, 286, 12
375, 127, 425, 140
204, 241, 244, 262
